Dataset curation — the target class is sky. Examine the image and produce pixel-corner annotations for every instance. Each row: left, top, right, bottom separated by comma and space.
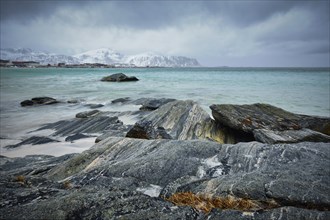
0, 0, 329, 67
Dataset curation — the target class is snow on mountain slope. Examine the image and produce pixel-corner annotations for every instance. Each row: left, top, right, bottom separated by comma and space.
125, 52, 200, 67
73, 48, 124, 64
1, 48, 201, 67
0, 48, 79, 65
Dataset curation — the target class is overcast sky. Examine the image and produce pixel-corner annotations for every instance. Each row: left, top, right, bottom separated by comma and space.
1, 0, 329, 67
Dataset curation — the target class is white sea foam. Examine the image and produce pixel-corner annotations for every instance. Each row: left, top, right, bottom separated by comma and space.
0, 137, 95, 158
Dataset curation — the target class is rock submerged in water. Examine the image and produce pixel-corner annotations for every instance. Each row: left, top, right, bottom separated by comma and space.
75, 110, 100, 118
101, 73, 139, 82
20, 97, 59, 107
5, 136, 59, 149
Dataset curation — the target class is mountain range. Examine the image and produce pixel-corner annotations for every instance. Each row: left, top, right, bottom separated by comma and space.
0, 48, 201, 67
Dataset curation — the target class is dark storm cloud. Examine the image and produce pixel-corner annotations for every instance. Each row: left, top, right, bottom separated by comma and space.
0, 0, 329, 67
2, 0, 326, 28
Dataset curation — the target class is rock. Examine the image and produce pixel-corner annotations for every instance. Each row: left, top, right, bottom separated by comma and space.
111, 97, 131, 104
95, 128, 131, 143
65, 133, 93, 142
31, 97, 58, 105
67, 99, 79, 104
126, 100, 236, 143
139, 98, 176, 111
47, 138, 329, 214
253, 128, 330, 144
20, 100, 34, 106
101, 73, 139, 82
5, 136, 59, 149
174, 141, 330, 214
37, 115, 128, 139
0, 154, 75, 176
75, 110, 100, 118
20, 97, 58, 107
1, 138, 329, 219
85, 103, 104, 109
126, 120, 172, 139
210, 103, 330, 143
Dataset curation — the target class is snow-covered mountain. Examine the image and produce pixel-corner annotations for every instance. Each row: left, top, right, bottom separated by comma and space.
73, 48, 124, 64
0, 48, 79, 65
0, 48, 201, 67
125, 52, 200, 67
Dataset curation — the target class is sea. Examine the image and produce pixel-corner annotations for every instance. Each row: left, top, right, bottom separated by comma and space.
1, 67, 329, 157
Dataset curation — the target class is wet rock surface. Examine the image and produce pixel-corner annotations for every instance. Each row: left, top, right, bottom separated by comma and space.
1, 139, 329, 219
126, 100, 235, 143
101, 73, 139, 82
20, 97, 59, 107
137, 98, 176, 111
75, 109, 100, 118
2, 99, 330, 219
126, 120, 172, 139
5, 136, 59, 149
211, 103, 330, 143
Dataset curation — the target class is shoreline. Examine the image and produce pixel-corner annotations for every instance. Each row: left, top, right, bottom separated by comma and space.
1, 97, 329, 219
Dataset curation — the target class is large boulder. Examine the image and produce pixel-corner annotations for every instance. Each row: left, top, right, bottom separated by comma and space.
20, 97, 59, 107
210, 103, 330, 143
126, 100, 236, 143
101, 73, 139, 82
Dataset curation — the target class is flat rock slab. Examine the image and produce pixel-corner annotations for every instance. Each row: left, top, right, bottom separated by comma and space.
37, 115, 127, 138
101, 73, 139, 82
210, 103, 330, 143
5, 136, 59, 149
253, 128, 330, 144
65, 133, 95, 142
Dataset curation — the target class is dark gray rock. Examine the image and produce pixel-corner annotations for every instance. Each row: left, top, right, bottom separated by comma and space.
139, 98, 176, 111
101, 73, 139, 82
126, 120, 172, 139
67, 99, 79, 104
75, 110, 100, 118
111, 97, 131, 104
65, 133, 94, 142
5, 136, 59, 149
0, 154, 75, 176
1, 138, 329, 219
210, 103, 330, 143
253, 128, 330, 144
85, 103, 104, 109
47, 139, 330, 211
127, 100, 236, 143
20, 97, 59, 107
37, 115, 125, 137
20, 99, 34, 106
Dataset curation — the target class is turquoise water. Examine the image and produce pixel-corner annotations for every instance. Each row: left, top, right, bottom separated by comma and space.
1, 67, 329, 141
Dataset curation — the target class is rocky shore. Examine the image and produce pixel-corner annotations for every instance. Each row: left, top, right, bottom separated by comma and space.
1, 97, 329, 219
